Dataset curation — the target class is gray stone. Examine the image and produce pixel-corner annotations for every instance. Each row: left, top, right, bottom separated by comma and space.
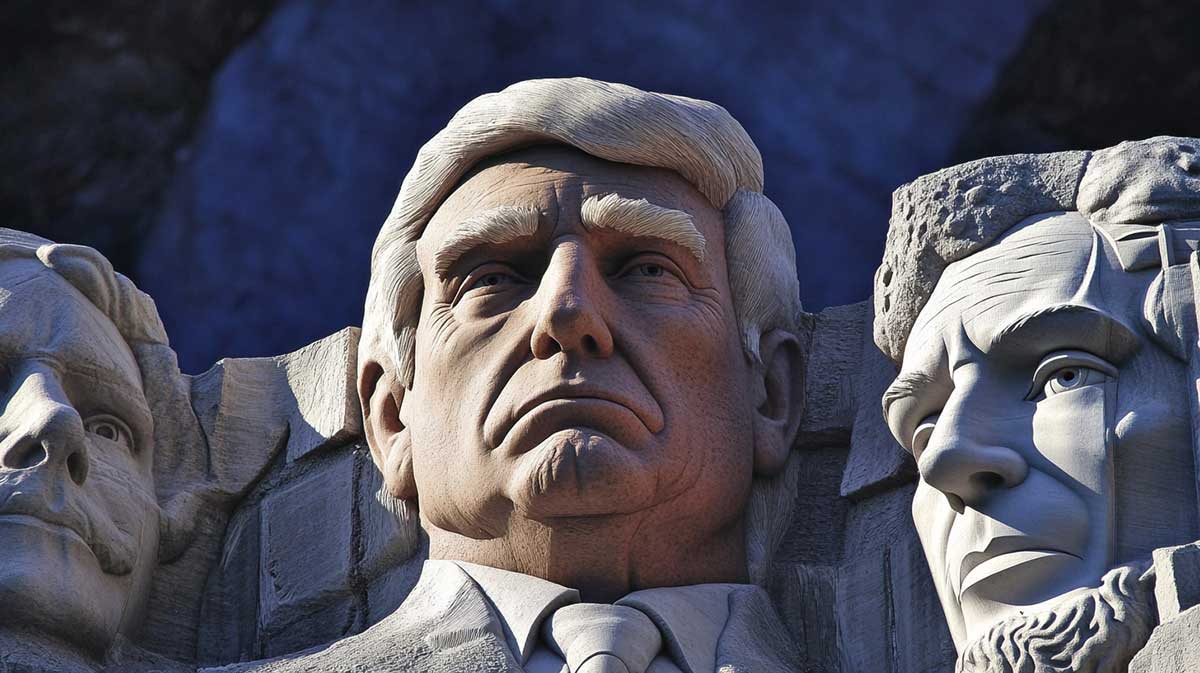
354, 447, 420, 583
841, 303, 915, 500
1129, 603, 1200, 673
196, 506, 261, 665
258, 451, 356, 645
799, 302, 866, 446
277, 327, 361, 463
1153, 542, 1200, 624
836, 484, 955, 673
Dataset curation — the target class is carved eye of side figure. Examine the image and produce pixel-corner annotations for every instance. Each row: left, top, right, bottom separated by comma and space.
84, 414, 136, 453
1025, 350, 1117, 402
908, 350, 1118, 460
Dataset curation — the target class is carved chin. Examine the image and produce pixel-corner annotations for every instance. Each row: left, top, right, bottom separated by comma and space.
505, 428, 656, 521
956, 563, 1155, 673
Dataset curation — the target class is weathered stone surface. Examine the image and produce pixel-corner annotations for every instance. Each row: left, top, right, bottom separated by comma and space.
354, 447, 420, 583
276, 326, 361, 463
139, 0, 1051, 371
1153, 542, 1200, 624
837, 484, 955, 673
842, 303, 915, 500
799, 302, 866, 446
1129, 603, 1200, 673
196, 506, 261, 665
767, 563, 839, 673
258, 451, 356, 654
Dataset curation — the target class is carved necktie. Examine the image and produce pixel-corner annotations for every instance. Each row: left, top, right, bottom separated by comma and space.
542, 603, 663, 673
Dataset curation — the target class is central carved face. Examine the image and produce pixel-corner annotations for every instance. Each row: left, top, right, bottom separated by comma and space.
884, 212, 1196, 647
0, 260, 159, 654
402, 146, 763, 583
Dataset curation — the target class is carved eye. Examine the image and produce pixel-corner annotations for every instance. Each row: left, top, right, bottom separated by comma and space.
1047, 367, 1090, 394
1027, 351, 1117, 402
634, 262, 665, 277
85, 414, 135, 452
467, 271, 517, 291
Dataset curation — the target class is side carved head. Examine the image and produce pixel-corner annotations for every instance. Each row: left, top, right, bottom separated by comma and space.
0, 230, 197, 658
356, 78, 806, 597
874, 137, 1200, 670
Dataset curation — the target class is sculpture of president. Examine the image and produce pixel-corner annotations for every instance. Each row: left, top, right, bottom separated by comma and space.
216, 78, 810, 673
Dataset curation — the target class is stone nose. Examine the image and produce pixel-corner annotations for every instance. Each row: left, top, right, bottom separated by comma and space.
0, 369, 90, 487
916, 407, 1027, 509
530, 242, 615, 360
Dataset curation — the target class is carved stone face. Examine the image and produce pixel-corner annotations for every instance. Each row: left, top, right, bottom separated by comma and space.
0, 260, 158, 654
884, 212, 1195, 647
398, 146, 780, 593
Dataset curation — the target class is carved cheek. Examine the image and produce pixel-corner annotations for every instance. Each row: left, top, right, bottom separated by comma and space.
1030, 381, 1115, 566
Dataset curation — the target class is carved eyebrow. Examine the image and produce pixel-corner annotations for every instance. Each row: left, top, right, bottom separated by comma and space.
431, 205, 541, 278
986, 303, 1141, 363
580, 193, 706, 263
882, 369, 939, 420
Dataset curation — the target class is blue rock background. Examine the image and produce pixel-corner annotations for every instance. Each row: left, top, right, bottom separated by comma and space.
6, 0, 1200, 372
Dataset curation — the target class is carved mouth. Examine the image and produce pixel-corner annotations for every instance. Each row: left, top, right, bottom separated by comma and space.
958, 544, 1081, 599
0, 492, 133, 576
489, 383, 664, 451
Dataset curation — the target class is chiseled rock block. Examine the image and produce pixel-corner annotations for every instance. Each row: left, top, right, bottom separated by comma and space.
1153, 541, 1200, 623
1129, 603, 1200, 673
800, 302, 866, 446
276, 327, 362, 463
842, 302, 914, 500
258, 451, 357, 649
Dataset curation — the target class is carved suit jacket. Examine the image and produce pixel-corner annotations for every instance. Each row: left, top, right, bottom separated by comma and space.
207, 560, 804, 673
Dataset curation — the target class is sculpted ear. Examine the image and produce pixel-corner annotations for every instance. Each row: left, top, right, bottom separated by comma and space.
359, 359, 416, 500
752, 329, 804, 476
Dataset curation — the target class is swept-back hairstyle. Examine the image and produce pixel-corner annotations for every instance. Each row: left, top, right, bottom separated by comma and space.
874, 136, 1200, 366
359, 78, 804, 581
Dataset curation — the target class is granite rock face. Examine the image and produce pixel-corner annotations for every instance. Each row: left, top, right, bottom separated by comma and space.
137, 0, 1051, 371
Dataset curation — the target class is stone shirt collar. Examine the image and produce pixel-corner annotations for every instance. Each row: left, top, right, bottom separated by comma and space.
448, 560, 739, 673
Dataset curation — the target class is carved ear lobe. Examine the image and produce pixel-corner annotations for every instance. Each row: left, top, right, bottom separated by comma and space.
752, 329, 805, 477
359, 360, 417, 500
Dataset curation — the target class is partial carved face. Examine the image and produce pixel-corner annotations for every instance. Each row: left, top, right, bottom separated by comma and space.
884, 212, 1195, 647
365, 146, 800, 594
0, 260, 158, 654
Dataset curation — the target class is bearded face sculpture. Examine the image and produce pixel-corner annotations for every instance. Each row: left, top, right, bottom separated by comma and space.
874, 138, 1200, 672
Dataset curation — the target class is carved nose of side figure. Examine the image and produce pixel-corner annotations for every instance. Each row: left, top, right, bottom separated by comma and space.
917, 412, 1027, 510
0, 370, 90, 487
531, 244, 615, 360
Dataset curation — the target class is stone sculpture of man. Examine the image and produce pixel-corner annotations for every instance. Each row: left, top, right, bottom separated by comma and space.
216, 77, 809, 672
0, 230, 197, 672
873, 137, 1200, 672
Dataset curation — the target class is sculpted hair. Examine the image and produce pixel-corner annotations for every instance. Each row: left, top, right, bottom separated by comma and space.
359, 78, 803, 580
874, 136, 1200, 365
0, 229, 169, 352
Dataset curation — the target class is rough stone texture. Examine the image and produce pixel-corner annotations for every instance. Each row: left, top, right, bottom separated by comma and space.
843, 302, 915, 500
259, 451, 357, 655
274, 327, 362, 463
872, 150, 1089, 364
1152, 542, 1200, 624
1129, 603, 1200, 673
0, 1, 277, 276
837, 484, 955, 673
137, 0, 1050, 372
799, 303, 865, 447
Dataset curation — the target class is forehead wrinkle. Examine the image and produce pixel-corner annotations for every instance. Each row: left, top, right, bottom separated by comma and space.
430, 205, 542, 277
579, 192, 707, 263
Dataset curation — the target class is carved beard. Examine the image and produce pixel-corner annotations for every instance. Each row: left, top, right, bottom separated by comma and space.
956, 563, 1155, 673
